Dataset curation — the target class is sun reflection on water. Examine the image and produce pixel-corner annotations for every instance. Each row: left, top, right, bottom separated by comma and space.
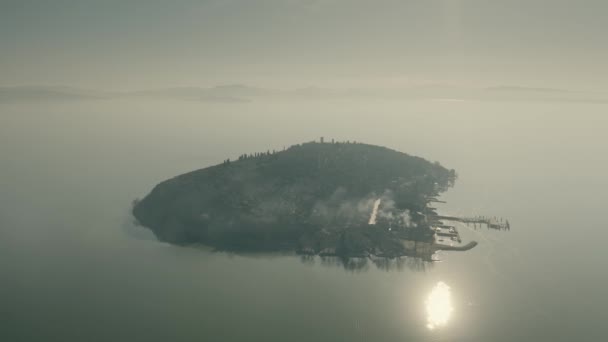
425, 281, 453, 330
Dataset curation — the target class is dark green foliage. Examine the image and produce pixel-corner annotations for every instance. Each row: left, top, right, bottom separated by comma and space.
132, 141, 456, 255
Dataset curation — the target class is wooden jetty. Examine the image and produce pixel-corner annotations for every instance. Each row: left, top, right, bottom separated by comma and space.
436, 215, 511, 231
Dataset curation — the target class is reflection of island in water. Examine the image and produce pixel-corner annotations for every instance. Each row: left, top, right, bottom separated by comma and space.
299, 253, 436, 273
133, 139, 509, 267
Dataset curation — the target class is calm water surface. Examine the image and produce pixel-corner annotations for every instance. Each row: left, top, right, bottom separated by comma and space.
1, 99, 607, 341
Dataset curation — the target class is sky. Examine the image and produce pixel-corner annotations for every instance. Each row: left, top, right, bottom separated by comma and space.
1, 0, 607, 91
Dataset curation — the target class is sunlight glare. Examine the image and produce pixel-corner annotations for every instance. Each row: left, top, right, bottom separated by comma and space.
425, 281, 453, 330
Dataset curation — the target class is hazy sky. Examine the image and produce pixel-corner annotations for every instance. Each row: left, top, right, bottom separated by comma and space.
1, 0, 607, 91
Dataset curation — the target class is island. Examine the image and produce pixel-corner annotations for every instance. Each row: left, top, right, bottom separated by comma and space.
133, 140, 500, 261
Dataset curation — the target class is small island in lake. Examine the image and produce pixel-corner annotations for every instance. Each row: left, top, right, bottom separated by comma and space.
133, 139, 508, 260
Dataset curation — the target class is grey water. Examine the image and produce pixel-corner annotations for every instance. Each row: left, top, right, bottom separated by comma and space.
1, 99, 607, 341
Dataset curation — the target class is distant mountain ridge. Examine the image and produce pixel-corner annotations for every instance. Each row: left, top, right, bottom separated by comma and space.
0, 85, 116, 102
1, 84, 606, 103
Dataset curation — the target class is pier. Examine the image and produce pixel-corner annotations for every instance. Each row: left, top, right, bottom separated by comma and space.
435, 215, 510, 231
434, 241, 478, 251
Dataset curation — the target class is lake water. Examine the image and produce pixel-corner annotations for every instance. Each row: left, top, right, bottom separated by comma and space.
1, 99, 607, 341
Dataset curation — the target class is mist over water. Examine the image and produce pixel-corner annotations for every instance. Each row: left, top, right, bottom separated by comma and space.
2, 98, 608, 341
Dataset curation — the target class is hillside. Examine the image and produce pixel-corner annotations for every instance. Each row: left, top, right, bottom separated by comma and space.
132, 141, 456, 257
